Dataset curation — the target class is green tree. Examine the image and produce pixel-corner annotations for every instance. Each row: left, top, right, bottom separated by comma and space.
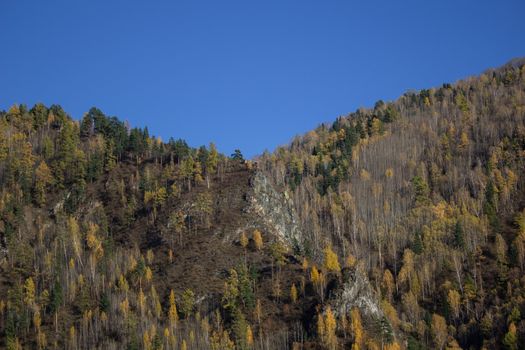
502, 322, 517, 350
232, 309, 249, 350
411, 176, 430, 205
454, 221, 465, 249
180, 289, 195, 318
54, 120, 79, 185
231, 149, 244, 161
222, 269, 240, 312
50, 279, 63, 332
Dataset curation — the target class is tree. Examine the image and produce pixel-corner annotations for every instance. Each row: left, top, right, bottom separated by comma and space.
54, 120, 80, 185
412, 231, 423, 255
411, 176, 430, 205
431, 314, 447, 350
168, 289, 178, 327
495, 233, 508, 265
211, 330, 235, 350
34, 161, 53, 206
180, 156, 195, 191
169, 211, 186, 245
311, 266, 320, 284
371, 117, 383, 136
254, 299, 262, 325
23, 277, 35, 307
382, 269, 395, 302
447, 289, 461, 320
240, 232, 248, 250
193, 192, 213, 228
324, 306, 337, 350
323, 246, 341, 273
138, 288, 146, 317
205, 142, 219, 188
350, 308, 364, 350
317, 311, 325, 345
50, 279, 63, 333
454, 221, 465, 249
378, 316, 394, 347
180, 289, 195, 318
502, 322, 517, 350
290, 283, 298, 303
381, 299, 400, 329
246, 325, 254, 348
33, 309, 41, 332
402, 291, 420, 326
345, 254, 357, 268
79, 113, 93, 138
398, 249, 415, 290
223, 269, 239, 312
68, 217, 83, 267
231, 149, 244, 161
252, 229, 263, 251
302, 257, 309, 272
269, 242, 287, 267
232, 309, 248, 350
383, 106, 399, 123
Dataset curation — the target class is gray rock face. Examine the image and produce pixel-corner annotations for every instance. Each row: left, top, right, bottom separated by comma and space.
247, 171, 304, 253
332, 265, 383, 319
249, 170, 385, 327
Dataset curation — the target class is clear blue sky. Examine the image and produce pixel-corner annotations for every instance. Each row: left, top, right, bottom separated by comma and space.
1, 0, 524, 158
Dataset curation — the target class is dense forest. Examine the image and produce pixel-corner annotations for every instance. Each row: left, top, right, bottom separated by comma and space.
0, 59, 524, 349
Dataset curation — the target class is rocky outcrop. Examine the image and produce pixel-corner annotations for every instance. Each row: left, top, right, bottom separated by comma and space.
332, 265, 383, 319
247, 171, 304, 253
249, 170, 387, 333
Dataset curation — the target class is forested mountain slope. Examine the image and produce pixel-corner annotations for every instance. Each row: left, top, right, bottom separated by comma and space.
258, 58, 525, 349
0, 59, 524, 350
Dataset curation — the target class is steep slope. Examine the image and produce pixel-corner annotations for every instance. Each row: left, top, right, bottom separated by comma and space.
259, 58, 525, 349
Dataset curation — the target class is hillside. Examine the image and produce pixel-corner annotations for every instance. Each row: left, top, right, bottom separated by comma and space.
258, 58, 525, 349
0, 59, 524, 350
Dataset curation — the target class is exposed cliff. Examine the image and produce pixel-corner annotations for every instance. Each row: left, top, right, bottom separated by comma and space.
247, 170, 304, 253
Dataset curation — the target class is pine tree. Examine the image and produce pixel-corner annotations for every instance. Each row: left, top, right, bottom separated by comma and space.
232, 309, 248, 350
180, 289, 195, 318
454, 221, 465, 249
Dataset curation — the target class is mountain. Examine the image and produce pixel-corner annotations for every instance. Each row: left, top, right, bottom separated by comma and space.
0, 59, 524, 350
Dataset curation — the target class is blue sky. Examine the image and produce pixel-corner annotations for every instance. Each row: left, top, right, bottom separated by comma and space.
1, 0, 524, 158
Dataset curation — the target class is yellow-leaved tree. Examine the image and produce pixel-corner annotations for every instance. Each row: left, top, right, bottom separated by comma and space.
168, 289, 179, 327
323, 246, 341, 273
350, 308, 364, 350
317, 306, 337, 349
252, 229, 263, 251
